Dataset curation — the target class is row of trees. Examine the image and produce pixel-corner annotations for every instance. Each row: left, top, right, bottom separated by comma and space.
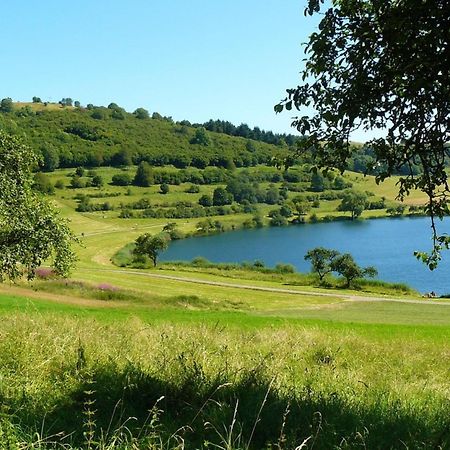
305, 247, 377, 287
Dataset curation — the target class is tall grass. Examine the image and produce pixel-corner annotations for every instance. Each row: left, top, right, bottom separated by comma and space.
0, 314, 448, 448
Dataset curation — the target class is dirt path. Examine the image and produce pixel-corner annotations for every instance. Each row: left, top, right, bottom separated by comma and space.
82, 268, 450, 307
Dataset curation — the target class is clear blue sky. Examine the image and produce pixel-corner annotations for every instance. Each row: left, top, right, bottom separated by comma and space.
1, 1, 322, 136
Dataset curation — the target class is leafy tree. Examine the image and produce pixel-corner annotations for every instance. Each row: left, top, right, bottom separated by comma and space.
160, 183, 170, 194
190, 127, 210, 146
212, 187, 233, 206
310, 172, 324, 192
59, 98, 73, 107
265, 186, 280, 205
276, 0, 450, 268
304, 247, 340, 282
198, 194, 213, 207
133, 108, 149, 119
0, 98, 13, 113
133, 161, 154, 187
40, 146, 60, 171
338, 190, 367, 220
330, 253, 377, 287
292, 198, 311, 222
32, 96, 42, 103
269, 211, 288, 227
0, 132, 76, 280
112, 148, 133, 167
91, 175, 104, 188
74, 101, 81, 108
133, 233, 169, 267
279, 204, 293, 218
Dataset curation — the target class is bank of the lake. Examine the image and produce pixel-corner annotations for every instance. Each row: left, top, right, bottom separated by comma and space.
161, 216, 450, 295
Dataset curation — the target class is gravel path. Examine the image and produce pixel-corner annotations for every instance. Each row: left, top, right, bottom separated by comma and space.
84, 268, 450, 306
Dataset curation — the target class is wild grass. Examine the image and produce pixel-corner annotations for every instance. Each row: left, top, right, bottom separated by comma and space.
0, 313, 448, 449
111, 248, 418, 298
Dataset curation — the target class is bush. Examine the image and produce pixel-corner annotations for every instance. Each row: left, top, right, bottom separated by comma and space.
274, 263, 295, 274
185, 184, 200, 193
111, 173, 132, 186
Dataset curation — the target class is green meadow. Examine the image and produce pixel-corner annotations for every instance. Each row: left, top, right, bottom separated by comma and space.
0, 163, 448, 448
0, 106, 448, 448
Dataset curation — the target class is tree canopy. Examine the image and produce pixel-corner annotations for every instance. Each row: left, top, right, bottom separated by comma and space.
276, 0, 450, 268
0, 132, 77, 280
133, 233, 169, 267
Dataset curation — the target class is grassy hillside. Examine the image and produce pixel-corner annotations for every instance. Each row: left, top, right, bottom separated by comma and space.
0, 102, 284, 170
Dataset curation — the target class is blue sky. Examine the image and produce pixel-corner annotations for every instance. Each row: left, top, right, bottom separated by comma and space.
1, 1, 322, 136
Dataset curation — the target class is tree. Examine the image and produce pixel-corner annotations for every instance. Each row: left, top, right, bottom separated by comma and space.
304, 247, 340, 282
91, 175, 104, 188
190, 127, 210, 146
133, 233, 169, 267
338, 190, 367, 220
310, 172, 324, 192
40, 146, 60, 172
212, 187, 233, 206
0, 98, 13, 113
331, 253, 377, 288
133, 107, 149, 119
0, 132, 76, 280
292, 198, 311, 223
160, 183, 170, 194
276, 0, 450, 269
32, 96, 42, 103
74, 101, 81, 108
198, 194, 213, 207
59, 98, 73, 107
133, 161, 154, 187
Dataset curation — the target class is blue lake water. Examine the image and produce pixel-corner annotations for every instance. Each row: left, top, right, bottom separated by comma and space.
160, 217, 450, 294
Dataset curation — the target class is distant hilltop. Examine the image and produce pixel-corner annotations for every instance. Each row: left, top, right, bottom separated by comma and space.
0, 96, 296, 171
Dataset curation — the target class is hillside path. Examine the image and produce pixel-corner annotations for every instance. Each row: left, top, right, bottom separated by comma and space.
82, 268, 450, 306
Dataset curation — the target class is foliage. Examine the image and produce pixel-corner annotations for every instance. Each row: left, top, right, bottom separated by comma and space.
111, 173, 132, 186
159, 183, 170, 194
133, 233, 170, 267
133, 107, 149, 119
33, 172, 55, 195
276, 0, 450, 268
338, 190, 368, 219
0, 97, 13, 113
212, 187, 233, 206
0, 132, 76, 280
331, 253, 378, 287
190, 126, 210, 146
304, 247, 340, 281
133, 161, 154, 187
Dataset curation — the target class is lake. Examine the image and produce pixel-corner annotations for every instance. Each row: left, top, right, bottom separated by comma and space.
160, 217, 450, 294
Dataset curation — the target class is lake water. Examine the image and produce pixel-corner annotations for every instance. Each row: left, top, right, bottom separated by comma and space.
160, 217, 450, 294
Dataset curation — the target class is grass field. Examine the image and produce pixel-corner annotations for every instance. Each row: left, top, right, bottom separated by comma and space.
0, 165, 448, 448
